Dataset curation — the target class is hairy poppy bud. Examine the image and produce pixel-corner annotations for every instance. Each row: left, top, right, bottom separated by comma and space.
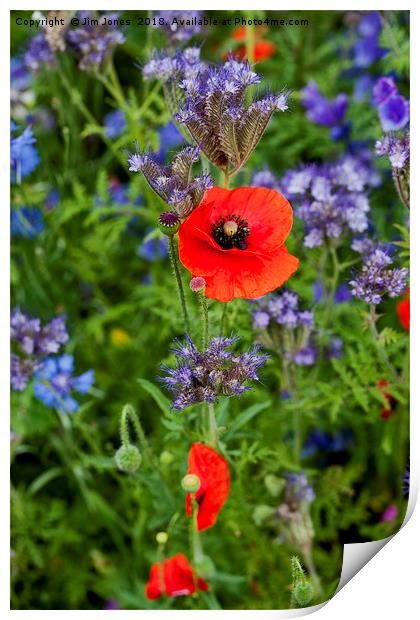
158, 211, 181, 236
292, 581, 314, 607
195, 555, 215, 579
189, 276, 206, 292
156, 531, 168, 545
182, 473, 200, 493
115, 444, 142, 473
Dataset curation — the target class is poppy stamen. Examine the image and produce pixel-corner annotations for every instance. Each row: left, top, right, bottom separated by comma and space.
212, 213, 250, 250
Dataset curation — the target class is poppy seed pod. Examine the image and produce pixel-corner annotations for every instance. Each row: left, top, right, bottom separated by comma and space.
182, 473, 201, 493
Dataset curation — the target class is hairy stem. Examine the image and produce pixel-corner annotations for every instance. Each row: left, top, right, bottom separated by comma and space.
199, 291, 209, 350
207, 403, 219, 449
168, 235, 190, 333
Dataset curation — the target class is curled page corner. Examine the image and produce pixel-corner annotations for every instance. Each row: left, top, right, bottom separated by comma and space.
335, 481, 417, 595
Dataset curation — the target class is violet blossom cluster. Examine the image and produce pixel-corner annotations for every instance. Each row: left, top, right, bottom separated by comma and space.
67, 12, 125, 71
153, 11, 203, 43
143, 47, 290, 174
282, 152, 380, 248
372, 76, 409, 132
252, 291, 317, 367
301, 80, 348, 139
11, 309, 68, 391
375, 132, 410, 171
349, 247, 408, 305
160, 335, 269, 410
127, 143, 212, 219
275, 472, 315, 551
24, 11, 125, 73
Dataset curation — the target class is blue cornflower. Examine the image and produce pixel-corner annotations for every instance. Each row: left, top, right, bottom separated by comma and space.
302, 428, 352, 458
104, 109, 127, 138
351, 12, 387, 68
33, 354, 95, 413
160, 335, 269, 410
378, 94, 409, 132
157, 121, 184, 162
11, 207, 44, 238
11, 124, 40, 182
10, 310, 69, 392
301, 81, 348, 136
137, 229, 168, 261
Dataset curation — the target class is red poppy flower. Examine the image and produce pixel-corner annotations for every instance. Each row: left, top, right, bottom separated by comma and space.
178, 186, 299, 302
397, 289, 410, 331
145, 553, 208, 600
231, 41, 276, 62
377, 379, 396, 420
185, 443, 230, 531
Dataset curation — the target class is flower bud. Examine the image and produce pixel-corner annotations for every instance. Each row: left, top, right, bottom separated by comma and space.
156, 531, 168, 545
264, 474, 285, 498
115, 444, 142, 473
158, 211, 181, 236
181, 473, 201, 493
252, 504, 274, 526
195, 555, 215, 579
160, 450, 174, 466
293, 581, 314, 607
189, 276, 206, 292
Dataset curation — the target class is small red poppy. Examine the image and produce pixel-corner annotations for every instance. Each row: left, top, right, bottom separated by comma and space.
397, 289, 410, 331
231, 41, 276, 62
185, 443, 230, 531
178, 186, 299, 302
377, 379, 396, 420
145, 553, 208, 600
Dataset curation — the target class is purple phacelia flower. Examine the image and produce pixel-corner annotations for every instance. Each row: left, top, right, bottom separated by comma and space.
25, 33, 55, 72
349, 248, 409, 305
67, 12, 125, 71
282, 152, 379, 248
153, 11, 204, 43
159, 335, 269, 410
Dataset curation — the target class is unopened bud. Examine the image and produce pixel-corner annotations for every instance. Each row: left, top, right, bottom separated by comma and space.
115, 444, 142, 473
195, 555, 215, 579
189, 276, 206, 293
158, 211, 181, 236
160, 450, 174, 466
293, 581, 314, 607
156, 531, 168, 545
182, 473, 200, 493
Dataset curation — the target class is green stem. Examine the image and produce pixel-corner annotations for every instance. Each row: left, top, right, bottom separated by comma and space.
207, 403, 219, 449
302, 547, 323, 598
120, 404, 154, 465
220, 303, 227, 335
168, 235, 190, 333
223, 171, 230, 189
199, 291, 209, 349
368, 305, 398, 380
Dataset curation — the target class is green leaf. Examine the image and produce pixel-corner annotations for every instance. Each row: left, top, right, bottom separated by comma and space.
137, 378, 171, 415
224, 400, 271, 441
